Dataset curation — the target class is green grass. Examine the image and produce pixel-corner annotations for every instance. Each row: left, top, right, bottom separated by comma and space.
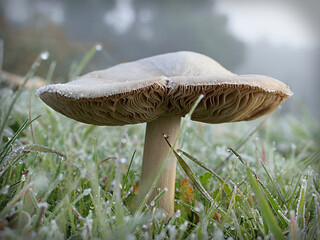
0, 51, 319, 239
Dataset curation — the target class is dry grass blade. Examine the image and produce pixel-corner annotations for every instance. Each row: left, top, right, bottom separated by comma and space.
23, 144, 66, 160
0, 183, 34, 217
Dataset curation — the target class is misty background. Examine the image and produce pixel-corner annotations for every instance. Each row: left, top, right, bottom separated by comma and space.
0, 0, 319, 116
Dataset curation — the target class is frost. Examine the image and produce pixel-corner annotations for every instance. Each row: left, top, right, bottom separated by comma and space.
126, 234, 136, 240
38, 202, 49, 208
165, 78, 176, 89
175, 209, 181, 218
95, 44, 102, 51
168, 225, 177, 239
1, 185, 10, 194
21, 175, 26, 182
38, 220, 64, 240
33, 172, 50, 193
155, 232, 165, 240
83, 188, 92, 196
58, 173, 64, 181
215, 146, 230, 158
190, 233, 197, 240
179, 221, 189, 231
120, 157, 127, 164
80, 168, 88, 178
0, 227, 16, 239
213, 229, 224, 240
40, 51, 50, 60
301, 178, 307, 189
163, 133, 169, 139
194, 206, 201, 212
80, 210, 93, 239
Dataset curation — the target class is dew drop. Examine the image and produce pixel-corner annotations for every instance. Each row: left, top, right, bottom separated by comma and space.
194, 206, 200, 212
83, 188, 91, 196
95, 44, 102, 51
40, 51, 50, 60
120, 157, 127, 164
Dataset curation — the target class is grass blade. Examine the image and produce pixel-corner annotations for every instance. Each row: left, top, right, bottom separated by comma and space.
259, 159, 285, 206
247, 169, 285, 240
259, 182, 289, 228
0, 116, 41, 162
178, 149, 233, 195
123, 150, 136, 191
0, 52, 46, 136
23, 144, 66, 160
296, 179, 307, 229
228, 147, 288, 227
228, 147, 285, 239
221, 186, 237, 227
166, 138, 213, 204
46, 60, 56, 84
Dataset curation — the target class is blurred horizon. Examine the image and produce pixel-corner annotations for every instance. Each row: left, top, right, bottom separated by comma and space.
0, 0, 319, 115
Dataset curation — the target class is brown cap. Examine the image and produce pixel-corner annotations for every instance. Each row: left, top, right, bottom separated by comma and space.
37, 51, 292, 126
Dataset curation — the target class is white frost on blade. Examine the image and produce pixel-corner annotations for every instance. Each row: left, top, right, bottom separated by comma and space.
38, 202, 49, 208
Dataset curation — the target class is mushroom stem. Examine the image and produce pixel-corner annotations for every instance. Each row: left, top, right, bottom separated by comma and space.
138, 115, 181, 218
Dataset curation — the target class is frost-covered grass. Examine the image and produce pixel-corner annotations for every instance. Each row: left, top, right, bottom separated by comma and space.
0, 54, 319, 239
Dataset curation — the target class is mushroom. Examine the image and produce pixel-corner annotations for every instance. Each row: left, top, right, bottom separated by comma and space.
36, 51, 292, 218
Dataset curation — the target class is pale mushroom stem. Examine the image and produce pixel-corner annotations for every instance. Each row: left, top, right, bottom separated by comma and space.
138, 115, 181, 218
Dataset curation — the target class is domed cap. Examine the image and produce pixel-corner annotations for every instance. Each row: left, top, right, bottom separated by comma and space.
37, 51, 292, 126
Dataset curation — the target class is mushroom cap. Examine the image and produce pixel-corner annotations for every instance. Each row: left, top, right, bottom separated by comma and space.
37, 51, 292, 126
